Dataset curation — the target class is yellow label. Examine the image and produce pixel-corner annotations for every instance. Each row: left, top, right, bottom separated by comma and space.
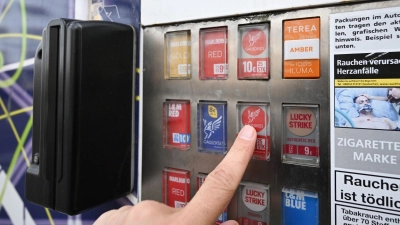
208, 105, 218, 118
165, 31, 191, 78
335, 79, 400, 87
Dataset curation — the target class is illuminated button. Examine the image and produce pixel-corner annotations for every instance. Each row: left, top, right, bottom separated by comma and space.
282, 187, 319, 225
199, 27, 228, 79
197, 101, 227, 154
237, 102, 270, 160
197, 173, 228, 224
283, 18, 320, 78
282, 104, 320, 166
162, 168, 190, 208
237, 23, 270, 79
238, 181, 269, 225
163, 100, 191, 150
164, 31, 191, 79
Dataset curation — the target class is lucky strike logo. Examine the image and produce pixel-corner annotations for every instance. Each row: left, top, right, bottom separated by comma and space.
242, 29, 267, 56
242, 106, 267, 132
286, 108, 316, 137
242, 186, 267, 212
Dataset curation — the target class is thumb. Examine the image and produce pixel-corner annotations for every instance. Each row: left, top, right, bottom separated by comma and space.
180, 125, 256, 225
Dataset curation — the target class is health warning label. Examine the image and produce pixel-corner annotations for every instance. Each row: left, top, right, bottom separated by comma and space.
331, 7, 400, 87
335, 79, 400, 86
336, 205, 400, 225
336, 171, 400, 212
331, 6, 400, 225
332, 9, 400, 53
333, 51, 400, 85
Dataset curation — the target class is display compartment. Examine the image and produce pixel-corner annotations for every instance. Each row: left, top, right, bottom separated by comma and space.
164, 30, 191, 79
237, 181, 270, 225
283, 17, 320, 79
282, 187, 319, 225
282, 104, 320, 166
237, 23, 270, 79
198, 101, 228, 154
162, 167, 191, 208
163, 100, 191, 150
199, 27, 228, 79
237, 102, 271, 160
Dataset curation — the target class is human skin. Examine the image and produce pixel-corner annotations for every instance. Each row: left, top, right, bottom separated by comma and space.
353, 95, 397, 130
389, 88, 400, 99
94, 125, 257, 225
355, 95, 370, 108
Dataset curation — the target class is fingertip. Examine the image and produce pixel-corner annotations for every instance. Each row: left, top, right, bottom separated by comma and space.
238, 125, 256, 140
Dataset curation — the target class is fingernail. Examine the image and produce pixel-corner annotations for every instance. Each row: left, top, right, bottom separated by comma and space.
238, 125, 256, 140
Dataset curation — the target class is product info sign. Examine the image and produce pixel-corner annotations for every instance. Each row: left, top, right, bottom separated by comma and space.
330, 6, 400, 225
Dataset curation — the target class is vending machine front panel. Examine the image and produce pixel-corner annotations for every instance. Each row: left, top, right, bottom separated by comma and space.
141, 1, 400, 224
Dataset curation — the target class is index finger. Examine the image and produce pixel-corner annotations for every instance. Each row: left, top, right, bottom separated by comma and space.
181, 125, 256, 225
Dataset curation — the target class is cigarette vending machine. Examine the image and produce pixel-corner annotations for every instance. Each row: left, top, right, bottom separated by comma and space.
140, 0, 400, 224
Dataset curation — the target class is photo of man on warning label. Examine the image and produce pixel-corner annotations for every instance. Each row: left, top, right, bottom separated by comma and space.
335, 88, 400, 130
352, 95, 398, 130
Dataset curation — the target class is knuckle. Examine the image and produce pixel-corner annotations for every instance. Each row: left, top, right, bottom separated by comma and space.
102, 210, 118, 224
128, 201, 153, 219
207, 166, 238, 193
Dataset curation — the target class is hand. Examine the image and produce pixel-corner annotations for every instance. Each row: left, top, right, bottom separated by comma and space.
94, 125, 257, 225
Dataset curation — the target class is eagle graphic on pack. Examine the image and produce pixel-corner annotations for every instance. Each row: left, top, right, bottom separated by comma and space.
249, 31, 262, 47
248, 108, 261, 123
203, 116, 222, 139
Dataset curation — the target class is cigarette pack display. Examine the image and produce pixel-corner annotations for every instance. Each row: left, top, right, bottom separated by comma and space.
283, 18, 320, 78
238, 181, 270, 225
163, 100, 191, 150
164, 31, 191, 79
198, 101, 228, 154
282, 104, 320, 166
199, 27, 228, 79
162, 168, 191, 208
282, 187, 319, 225
237, 102, 270, 160
238, 23, 270, 79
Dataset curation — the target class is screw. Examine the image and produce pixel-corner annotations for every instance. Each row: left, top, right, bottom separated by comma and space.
33, 153, 40, 164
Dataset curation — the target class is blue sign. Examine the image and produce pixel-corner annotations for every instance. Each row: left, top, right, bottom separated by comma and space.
217, 210, 228, 224
282, 188, 319, 225
172, 133, 191, 144
198, 102, 227, 154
